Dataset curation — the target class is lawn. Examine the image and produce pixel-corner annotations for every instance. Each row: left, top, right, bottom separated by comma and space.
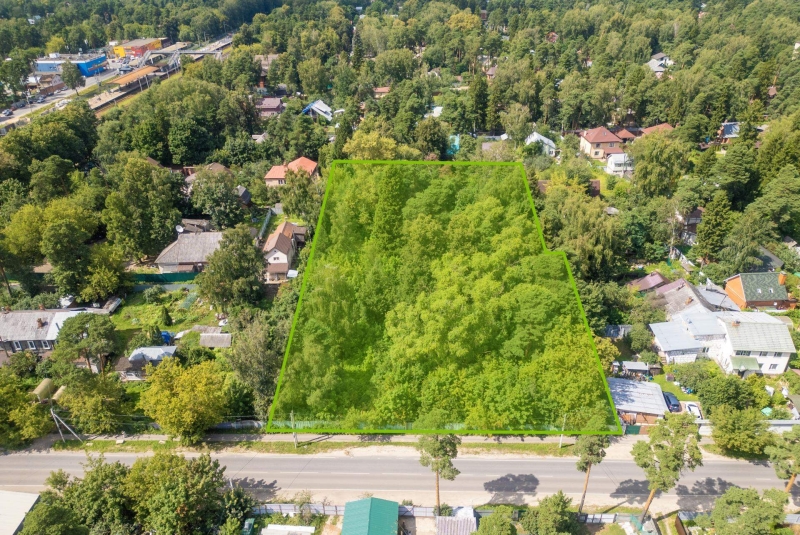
653, 374, 698, 402
111, 288, 219, 348
270, 161, 618, 435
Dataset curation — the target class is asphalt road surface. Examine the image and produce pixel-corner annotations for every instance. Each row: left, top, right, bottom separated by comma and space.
0, 451, 789, 510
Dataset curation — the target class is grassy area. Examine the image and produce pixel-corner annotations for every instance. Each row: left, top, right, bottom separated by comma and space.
701, 443, 769, 461
111, 288, 218, 348
652, 374, 698, 402
50, 438, 582, 456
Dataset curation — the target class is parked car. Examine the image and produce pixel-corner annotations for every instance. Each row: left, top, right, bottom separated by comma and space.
663, 392, 681, 413
685, 402, 702, 419
1, 109, 12, 116
35, 96, 45, 103
118, 65, 133, 73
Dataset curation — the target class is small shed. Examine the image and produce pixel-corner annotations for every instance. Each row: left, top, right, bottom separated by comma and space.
342, 497, 399, 535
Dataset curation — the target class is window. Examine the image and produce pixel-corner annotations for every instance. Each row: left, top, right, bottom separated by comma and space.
759, 351, 769, 357
594, 151, 600, 156
278, 179, 286, 185
735, 350, 751, 356
42, 340, 51, 350
12, 341, 21, 351
27, 341, 36, 350
609, 143, 615, 147
770, 364, 779, 370
595, 143, 600, 148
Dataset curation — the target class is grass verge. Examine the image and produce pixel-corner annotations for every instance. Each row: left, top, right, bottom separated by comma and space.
50, 439, 580, 456
701, 443, 768, 461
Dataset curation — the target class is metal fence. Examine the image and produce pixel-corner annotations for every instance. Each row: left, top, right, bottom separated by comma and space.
253, 505, 652, 525
252, 504, 437, 517
134, 273, 197, 283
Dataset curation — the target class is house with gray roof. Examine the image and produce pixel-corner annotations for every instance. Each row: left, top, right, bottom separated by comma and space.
154, 231, 223, 273
650, 310, 795, 375
0, 308, 105, 364
607, 377, 669, 424
116, 345, 177, 381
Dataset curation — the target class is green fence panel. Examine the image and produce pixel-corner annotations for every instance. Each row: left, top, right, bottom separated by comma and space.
134, 273, 198, 283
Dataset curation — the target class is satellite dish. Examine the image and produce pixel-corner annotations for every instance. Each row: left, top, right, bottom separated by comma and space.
175, 225, 185, 233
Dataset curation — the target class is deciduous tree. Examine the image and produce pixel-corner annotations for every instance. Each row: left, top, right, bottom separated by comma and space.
766, 426, 800, 491
198, 224, 264, 309
140, 359, 228, 444
632, 413, 702, 522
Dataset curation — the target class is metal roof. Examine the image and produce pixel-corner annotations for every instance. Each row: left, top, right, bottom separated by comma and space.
650, 322, 703, 352
437, 516, 477, 535
112, 65, 159, 85
342, 498, 398, 535
607, 378, 668, 416
622, 361, 650, 372
129, 346, 177, 363
674, 312, 725, 337
199, 333, 232, 348
155, 232, 223, 265
0, 309, 100, 341
0, 490, 39, 535
730, 356, 761, 371
720, 318, 796, 353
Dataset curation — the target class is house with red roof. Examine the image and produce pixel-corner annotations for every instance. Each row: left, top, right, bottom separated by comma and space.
264, 157, 319, 187
579, 127, 623, 159
641, 123, 674, 136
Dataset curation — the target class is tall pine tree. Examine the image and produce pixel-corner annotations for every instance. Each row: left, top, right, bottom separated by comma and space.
695, 191, 733, 262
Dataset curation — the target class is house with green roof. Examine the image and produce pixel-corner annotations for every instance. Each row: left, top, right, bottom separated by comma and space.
341, 497, 399, 535
724, 272, 794, 310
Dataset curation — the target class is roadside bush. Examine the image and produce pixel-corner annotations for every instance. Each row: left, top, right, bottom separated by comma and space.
142, 285, 165, 303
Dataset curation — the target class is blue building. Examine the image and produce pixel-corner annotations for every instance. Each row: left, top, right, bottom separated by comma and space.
34, 53, 107, 77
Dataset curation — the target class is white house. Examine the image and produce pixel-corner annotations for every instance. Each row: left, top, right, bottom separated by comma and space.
524, 132, 557, 157
650, 311, 795, 375
605, 153, 633, 176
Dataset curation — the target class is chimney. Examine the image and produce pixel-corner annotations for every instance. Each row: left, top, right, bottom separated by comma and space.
36, 318, 44, 328
685, 297, 693, 305
38, 303, 45, 311
732, 320, 741, 327
779, 272, 787, 285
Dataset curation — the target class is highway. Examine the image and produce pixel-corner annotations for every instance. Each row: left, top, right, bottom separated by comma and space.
0, 449, 790, 511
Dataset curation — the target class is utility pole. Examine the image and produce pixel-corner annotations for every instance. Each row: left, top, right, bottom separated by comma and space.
558, 413, 567, 448
290, 410, 298, 449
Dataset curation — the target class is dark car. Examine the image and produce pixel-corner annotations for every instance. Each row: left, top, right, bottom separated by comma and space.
663, 392, 681, 413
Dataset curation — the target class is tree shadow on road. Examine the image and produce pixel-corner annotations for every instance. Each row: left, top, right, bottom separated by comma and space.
483, 474, 539, 504
610, 479, 652, 506
232, 477, 280, 501
675, 477, 736, 511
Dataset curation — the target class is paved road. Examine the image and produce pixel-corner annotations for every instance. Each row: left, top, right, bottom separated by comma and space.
0, 451, 790, 511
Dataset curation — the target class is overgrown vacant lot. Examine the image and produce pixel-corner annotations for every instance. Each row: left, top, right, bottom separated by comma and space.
270, 162, 617, 433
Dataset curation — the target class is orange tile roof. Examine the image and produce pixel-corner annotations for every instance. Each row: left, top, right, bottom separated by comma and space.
287, 156, 318, 175
641, 123, 674, 135
264, 157, 317, 181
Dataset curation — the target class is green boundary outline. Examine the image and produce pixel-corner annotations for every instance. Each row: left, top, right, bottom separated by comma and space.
266, 160, 623, 436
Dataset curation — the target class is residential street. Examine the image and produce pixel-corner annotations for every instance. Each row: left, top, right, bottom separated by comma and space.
0, 448, 791, 511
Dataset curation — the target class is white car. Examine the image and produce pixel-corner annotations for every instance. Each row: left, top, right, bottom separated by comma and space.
685, 402, 702, 419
